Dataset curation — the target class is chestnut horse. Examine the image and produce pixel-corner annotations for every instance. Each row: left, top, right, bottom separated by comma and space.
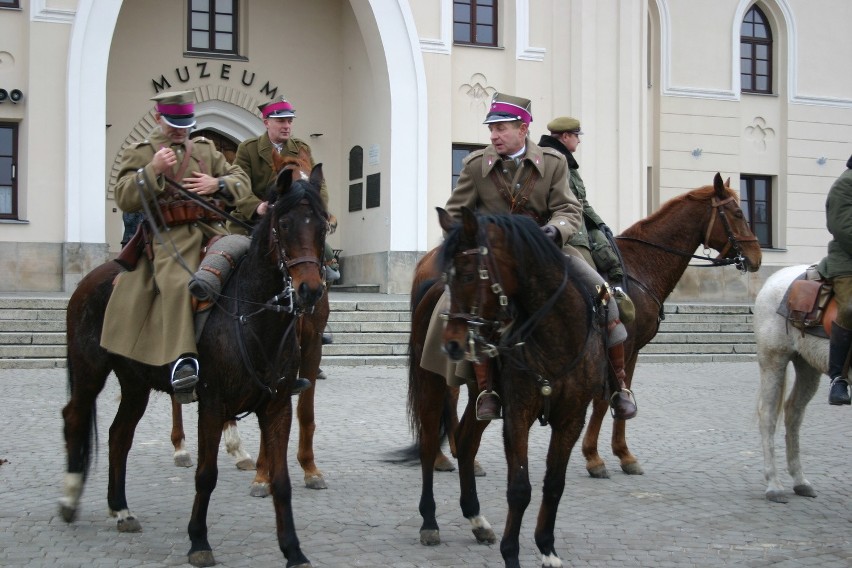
410, 207, 610, 567
168, 149, 332, 495
60, 165, 330, 567
413, 173, 762, 482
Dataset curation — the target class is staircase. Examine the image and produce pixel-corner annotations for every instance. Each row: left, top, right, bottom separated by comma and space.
0, 295, 756, 369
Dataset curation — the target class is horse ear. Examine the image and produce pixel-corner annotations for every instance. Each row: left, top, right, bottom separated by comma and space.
437, 208, 455, 232
460, 207, 478, 240
276, 164, 294, 194
309, 163, 324, 188
725, 177, 731, 188
713, 172, 726, 197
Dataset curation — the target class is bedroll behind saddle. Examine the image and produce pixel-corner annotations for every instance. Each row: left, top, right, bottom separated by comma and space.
778, 265, 836, 337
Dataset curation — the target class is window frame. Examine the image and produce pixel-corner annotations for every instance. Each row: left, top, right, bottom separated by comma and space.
0, 0, 21, 9
186, 0, 240, 58
740, 5, 773, 94
451, 144, 486, 191
453, 0, 498, 47
739, 174, 772, 248
0, 122, 19, 220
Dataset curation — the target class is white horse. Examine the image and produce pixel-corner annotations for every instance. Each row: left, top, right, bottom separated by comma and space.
754, 263, 838, 503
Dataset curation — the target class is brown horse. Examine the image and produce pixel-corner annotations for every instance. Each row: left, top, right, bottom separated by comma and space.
169, 149, 332, 495
418, 173, 762, 483
410, 207, 611, 567
60, 165, 330, 568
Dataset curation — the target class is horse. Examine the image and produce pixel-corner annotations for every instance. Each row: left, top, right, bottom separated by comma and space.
166, 149, 333, 496
59, 164, 330, 568
754, 264, 837, 503
419, 173, 763, 480
410, 206, 612, 567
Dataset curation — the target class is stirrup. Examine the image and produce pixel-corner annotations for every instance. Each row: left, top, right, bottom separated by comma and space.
171, 356, 199, 404
609, 388, 637, 420
475, 390, 502, 421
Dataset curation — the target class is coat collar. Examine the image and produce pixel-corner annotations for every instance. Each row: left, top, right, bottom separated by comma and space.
481, 138, 547, 177
538, 134, 579, 170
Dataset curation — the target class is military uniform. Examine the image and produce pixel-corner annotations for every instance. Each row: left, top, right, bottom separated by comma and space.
101, 127, 250, 367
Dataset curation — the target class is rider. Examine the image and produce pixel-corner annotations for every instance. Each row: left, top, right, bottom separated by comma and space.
817, 154, 852, 405
421, 92, 637, 421
101, 90, 251, 403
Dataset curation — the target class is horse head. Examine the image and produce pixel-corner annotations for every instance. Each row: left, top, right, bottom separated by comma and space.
699, 173, 762, 272
264, 163, 329, 310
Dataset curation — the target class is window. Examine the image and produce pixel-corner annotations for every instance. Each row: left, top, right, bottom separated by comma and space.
0, 123, 18, 219
740, 5, 772, 94
740, 175, 772, 247
0, 0, 21, 9
454, 0, 497, 47
452, 144, 486, 190
188, 0, 239, 56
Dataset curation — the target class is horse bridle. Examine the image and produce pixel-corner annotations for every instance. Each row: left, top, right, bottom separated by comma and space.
616, 193, 757, 273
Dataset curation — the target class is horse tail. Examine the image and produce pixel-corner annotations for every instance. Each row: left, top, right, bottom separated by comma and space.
65, 359, 98, 482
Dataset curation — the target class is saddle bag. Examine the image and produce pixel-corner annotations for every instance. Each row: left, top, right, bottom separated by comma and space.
787, 270, 833, 330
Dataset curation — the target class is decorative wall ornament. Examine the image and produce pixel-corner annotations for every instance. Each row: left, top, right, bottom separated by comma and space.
459, 73, 496, 114
744, 116, 776, 152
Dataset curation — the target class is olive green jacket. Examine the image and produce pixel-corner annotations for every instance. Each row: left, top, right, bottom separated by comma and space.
818, 157, 852, 278
101, 129, 250, 366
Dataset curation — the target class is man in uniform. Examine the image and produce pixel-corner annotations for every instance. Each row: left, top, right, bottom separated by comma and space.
818, 154, 852, 405
101, 90, 253, 403
422, 92, 637, 421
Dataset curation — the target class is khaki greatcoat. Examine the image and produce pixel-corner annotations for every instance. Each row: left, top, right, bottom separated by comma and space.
100, 129, 251, 367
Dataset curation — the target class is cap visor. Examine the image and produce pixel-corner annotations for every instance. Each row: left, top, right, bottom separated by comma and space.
162, 115, 196, 128
483, 116, 520, 124
266, 111, 295, 119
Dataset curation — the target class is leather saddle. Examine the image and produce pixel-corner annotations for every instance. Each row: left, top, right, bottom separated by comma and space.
777, 268, 836, 338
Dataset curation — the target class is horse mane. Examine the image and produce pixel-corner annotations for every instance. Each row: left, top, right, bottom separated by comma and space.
250, 171, 327, 250
623, 183, 736, 238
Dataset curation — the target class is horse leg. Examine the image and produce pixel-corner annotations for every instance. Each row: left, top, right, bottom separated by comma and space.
187, 407, 225, 568
785, 358, 821, 498
258, 401, 312, 568
59, 359, 110, 523
249, 431, 271, 497
296, 322, 326, 490
222, 419, 256, 471
417, 372, 448, 546
612, 361, 642, 475
436, 385, 486, 476
455, 391, 496, 546
171, 395, 193, 468
757, 352, 791, 503
533, 413, 587, 568
497, 410, 533, 568
106, 381, 151, 533
582, 399, 610, 478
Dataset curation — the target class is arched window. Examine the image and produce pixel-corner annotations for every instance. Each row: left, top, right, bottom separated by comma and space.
740, 5, 772, 94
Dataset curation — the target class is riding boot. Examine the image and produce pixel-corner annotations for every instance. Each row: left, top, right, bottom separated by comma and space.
608, 343, 637, 420
474, 360, 502, 421
291, 377, 312, 396
171, 355, 199, 405
827, 321, 852, 405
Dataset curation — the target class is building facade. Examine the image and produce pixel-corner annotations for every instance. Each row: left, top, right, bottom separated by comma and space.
0, 0, 850, 299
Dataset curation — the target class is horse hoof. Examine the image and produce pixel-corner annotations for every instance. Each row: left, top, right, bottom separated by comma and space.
473, 459, 486, 477
235, 458, 256, 471
58, 504, 77, 523
188, 550, 216, 567
621, 462, 644, 475
793, 484, 816, 498
472, 526, 497, 544
765, 490, 789, 504
305, 475, 327, 490
174, 452, 193, 468
249, 482, 270, 498
117, 516, 142, 533
587, 464, 610, 479
433, 454, 456, 472
420, 529, 440, 546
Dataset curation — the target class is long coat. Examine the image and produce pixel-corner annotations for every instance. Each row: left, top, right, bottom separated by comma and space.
228, 134, 328, 235
100, 129, 250, 367
819, 156, 852, 279
445, 138, 582, 247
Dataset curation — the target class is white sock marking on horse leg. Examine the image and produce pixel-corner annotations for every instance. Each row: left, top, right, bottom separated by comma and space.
469, 515, 492, 531
223, 423, 252, 462
113, 508, 135, 523
542, 552, 564, 567
59, 473, 83, 509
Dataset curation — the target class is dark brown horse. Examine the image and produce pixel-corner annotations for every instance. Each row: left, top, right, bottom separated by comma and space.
168, 149, 332, 496
60, 165, 330, 568
410, 207, 610, 567
417, 173, 762, 484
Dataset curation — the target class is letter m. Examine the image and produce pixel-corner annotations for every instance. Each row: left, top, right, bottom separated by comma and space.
152, 76, 172, 93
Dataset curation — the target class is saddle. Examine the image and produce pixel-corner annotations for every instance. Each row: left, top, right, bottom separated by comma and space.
777, 265, 836, 338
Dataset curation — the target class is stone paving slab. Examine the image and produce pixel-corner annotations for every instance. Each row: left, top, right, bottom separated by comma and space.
1, 362, 849, 567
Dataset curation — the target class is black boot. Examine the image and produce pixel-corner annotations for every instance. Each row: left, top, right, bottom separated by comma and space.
828, 322, 852, 405
473, 361, 502, 421
171, 356, 199, 404
291, 377, 312, 396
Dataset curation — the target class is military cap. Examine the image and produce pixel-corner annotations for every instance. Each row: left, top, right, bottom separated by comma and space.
259, 97, 296, 119
483, 92, 533, 125
547, 116, 583, 135
151, 90, 196, 128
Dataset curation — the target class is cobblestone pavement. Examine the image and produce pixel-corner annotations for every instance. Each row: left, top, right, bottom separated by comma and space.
1, 362, 850, 567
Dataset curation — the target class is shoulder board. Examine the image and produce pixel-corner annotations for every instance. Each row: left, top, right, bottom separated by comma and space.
464, 148, 486, 163
541, 147, 564, 159
193, 137, 213, 145
131, 139, 153, 148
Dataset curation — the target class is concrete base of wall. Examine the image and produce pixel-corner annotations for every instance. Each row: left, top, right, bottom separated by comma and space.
0, 242, 109, 293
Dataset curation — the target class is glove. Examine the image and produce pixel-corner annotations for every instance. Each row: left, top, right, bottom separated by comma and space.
541, 224, 559, 243
598, 223, 613, 238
